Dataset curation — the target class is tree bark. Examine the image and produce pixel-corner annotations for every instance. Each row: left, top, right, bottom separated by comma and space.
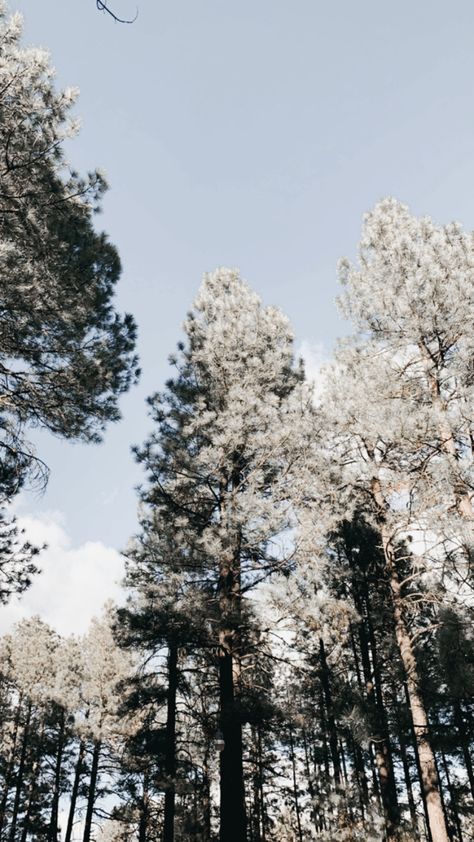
288, 726, 303, 842
389, 556, 449, 842
319, 638, 342, 787
8, 701, 31, 842
20, 719, 45, 842
453, 699, 474, 801
371, 476, 450, 842
82, 740, 101, 842
396, 704, 419, 835
354, 589, 400, 836
440, 750, 462, 842
202, 751, 212, 842
218, 642, 246, 841
0, 693, 23, 840
138, 769, 149, 842
162, 642, 178, 842
65, 739, 86, 842
218, 531, 247, 842
49, 709, 65, 841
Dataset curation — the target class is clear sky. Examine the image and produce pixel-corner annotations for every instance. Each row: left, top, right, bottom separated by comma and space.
6, 0, 474, 632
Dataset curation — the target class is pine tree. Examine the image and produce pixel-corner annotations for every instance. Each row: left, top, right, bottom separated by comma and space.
0, 3, 139, 488
131, 268, 311, 841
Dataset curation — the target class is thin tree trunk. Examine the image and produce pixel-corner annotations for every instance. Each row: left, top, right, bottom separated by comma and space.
202, 751, 211, 842
354, 599, 400, 836
8, 702, 32, 842
250, 726, 260, 842
162, 642, 178, 842
440, 750, 463, 842
453, 700, 474, 801
396, 706, 419, 835
82, 740, 101, 842
138, 769, 149, 842
348, 732, 368, 823
0, 694, 23, 840
257, 726, 267, 842
65, 739, 86, 842
218, 546, 246, 842
49, 710, 65, 841
318, 689, 331, 784
288, 726, 303, 842
20, 719, 45, 842
319, 638, 342, 787
303, 728, 319, 834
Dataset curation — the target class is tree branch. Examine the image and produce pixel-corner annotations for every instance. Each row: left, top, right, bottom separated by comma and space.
96, 1, 138, 24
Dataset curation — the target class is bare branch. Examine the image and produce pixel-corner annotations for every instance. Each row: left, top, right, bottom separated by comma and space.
96, 1, 138, 24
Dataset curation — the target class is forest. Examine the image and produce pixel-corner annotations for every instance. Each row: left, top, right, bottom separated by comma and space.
0, 3, 473, 842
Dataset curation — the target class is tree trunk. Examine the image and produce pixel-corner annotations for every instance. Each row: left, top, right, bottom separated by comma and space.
8, 701, 31, 842
20, 719, 45, 842
453, 700, 474, 801
162, 642, 178, 842
49, 710, 65, 841
218, 645, 246, 841
0, 694, 23, 840
354, 594, 400, 836
218, 546, 246, 842
371, 476, 450, 842
303, 728, 319, 834
138, 769, 149, 842
440, 750, 463, 842
82, 740, 101, 842
65, 739, 86, 842
202, 751, 212, 842
319, 638, 342, 787
396, 704, 419, 835
288, 726, 303, 842
389, 560, 449, 842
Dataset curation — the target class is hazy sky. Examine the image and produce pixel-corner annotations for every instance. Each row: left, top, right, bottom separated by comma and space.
6, 0, 474, 632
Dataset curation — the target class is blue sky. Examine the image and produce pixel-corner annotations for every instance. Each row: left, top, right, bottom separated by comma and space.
11, 0, 474, 559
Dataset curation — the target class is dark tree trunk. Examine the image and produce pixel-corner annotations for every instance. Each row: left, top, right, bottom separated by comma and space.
138, 769, 149, 842
348, 732, 368, 822
453, 700, 474, 801
303, 728, 319, 834
396, 706, 419, 835
0, 694, 23, 840
288, 726, 303, 842
218, 647, 246, 841
8, 702, 32, 842
202, 751, 212, 842
352, 574, 400, 837
20, 720, 45, 842
65, 739, 86, 842
82, 740, 101, 842
162, 642, 178, 842
218, 537, 247, 842
319, 638, 341, 787
49, 710, 65, 841
440, 750, 463, 842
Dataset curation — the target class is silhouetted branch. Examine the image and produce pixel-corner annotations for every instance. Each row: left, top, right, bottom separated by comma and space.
96, 1, 138, 24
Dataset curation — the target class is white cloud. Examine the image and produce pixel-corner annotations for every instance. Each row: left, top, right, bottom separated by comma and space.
0, 510, 126, 637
